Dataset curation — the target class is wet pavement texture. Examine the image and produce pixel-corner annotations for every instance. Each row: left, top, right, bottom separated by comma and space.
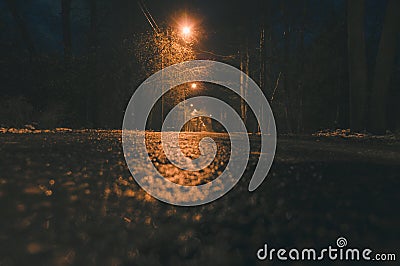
0, 130, 399, 265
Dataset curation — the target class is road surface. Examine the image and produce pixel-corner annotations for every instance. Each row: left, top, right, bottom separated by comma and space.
0, 130, 399, 265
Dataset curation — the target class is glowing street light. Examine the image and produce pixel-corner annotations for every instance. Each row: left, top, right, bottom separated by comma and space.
191, 83, 197, 89
182, 26, 191, 36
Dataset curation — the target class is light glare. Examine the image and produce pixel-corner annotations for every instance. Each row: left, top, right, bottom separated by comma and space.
182, 26, 191, 35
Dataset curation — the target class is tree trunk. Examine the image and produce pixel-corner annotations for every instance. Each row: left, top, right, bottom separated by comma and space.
89, 0, 98, 57
61, 0, 72, 66
5, 0, 37, 61
87, 0, 98, 126
369, 0, 400, 134
240, 52, 245, 121
347, 0, 368, 131
262, 0, 272, 99
239, 40, 249, 131
259, 26, 265, 134
297, 0, 307, 133
259, 28, 265, 97
282, 2, 292, 133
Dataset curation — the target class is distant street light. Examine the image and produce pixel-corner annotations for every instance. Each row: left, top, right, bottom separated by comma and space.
183, 83, 198, 131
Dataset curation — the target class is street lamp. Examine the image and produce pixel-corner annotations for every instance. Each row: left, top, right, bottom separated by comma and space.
182, 26, 191, 36
180, 24, 194, 42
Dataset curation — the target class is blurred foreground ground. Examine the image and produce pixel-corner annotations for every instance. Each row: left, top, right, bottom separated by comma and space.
0, 130, 399, 265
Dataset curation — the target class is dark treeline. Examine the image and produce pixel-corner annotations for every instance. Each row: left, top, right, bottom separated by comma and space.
0, 0, 399, 134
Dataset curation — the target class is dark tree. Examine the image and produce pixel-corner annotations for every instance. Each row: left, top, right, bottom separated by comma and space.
347, 0, 368, 131
86, 0, 98, 125
61, 0, 72, 66
5, 0, 36, 61
296, 0, 307, 133
369, 0, 400, 134
281, 1, 293, 133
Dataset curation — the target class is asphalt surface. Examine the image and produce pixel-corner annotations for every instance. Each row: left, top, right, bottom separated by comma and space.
0, 130, 399, 265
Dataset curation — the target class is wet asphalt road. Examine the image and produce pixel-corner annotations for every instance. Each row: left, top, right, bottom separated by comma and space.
0, 130, 399, 265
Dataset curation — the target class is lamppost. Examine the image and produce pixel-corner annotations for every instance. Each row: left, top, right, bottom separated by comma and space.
161, 23, 195, 129
137, 2, 198, 130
